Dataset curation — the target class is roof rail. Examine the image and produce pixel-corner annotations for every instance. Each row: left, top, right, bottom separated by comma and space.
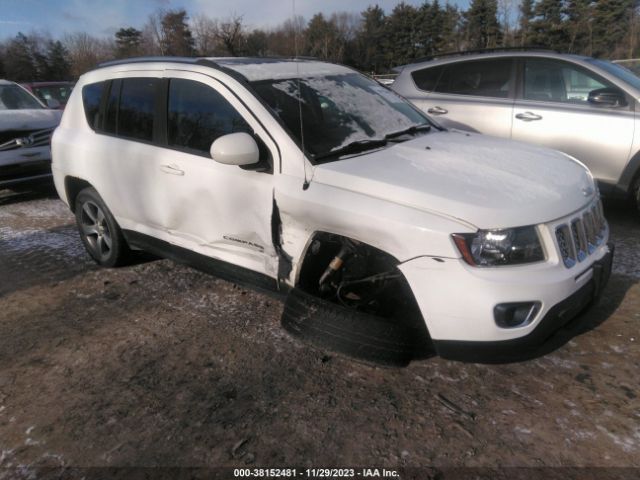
408, 46, 555, 65
97, 56, 205, 68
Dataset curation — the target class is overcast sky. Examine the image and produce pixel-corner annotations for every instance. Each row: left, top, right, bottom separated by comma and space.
0, 0, 472, 40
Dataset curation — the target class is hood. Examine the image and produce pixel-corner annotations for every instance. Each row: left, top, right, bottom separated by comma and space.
312, 130, 596, 230
0, 109, 62, 131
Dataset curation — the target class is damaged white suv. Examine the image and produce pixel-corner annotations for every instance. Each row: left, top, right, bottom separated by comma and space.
52, 57, 613, 365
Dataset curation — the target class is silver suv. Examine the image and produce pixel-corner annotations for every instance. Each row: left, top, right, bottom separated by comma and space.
391, 50, 640, 215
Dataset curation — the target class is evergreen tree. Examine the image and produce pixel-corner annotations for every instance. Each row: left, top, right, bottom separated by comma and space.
592, 0, 636, 58
244, 30, 268, 56
531, 0, 568, 51
45, 41, 71, 80
564, 0, 593, 55
305, 13, 340, 60
383, 2, 420, 67
465, 0, 502, 49
354, 5, 387, 72
518, 0, 535, 46
4, 33, 38, 81
115, 27, 143, 58
440, 4, 462, 53
160, 9, 195, 56
416, 0, 445, 57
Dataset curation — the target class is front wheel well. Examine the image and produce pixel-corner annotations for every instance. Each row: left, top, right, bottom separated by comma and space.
64, 176, 92, 213
296, 231, 429, 333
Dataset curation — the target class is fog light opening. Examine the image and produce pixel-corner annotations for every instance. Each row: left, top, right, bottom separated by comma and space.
494, 302, 541, 328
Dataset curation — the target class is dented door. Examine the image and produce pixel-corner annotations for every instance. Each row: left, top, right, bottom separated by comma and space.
152, 71, 278, 277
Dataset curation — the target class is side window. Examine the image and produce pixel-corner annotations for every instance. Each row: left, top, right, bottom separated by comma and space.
117, 78, 158, 142
167, 78, 251, 155
103, 79, 120, 135
81, 81, 105, 130
435, 58, 513, 98
411, 65, 446, 92
524, 59, 613, 104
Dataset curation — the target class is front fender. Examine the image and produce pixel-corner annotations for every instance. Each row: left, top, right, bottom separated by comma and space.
274, 175, 470, 286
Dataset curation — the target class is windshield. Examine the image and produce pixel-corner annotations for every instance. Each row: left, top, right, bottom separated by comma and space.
0, 84, 43, 110
587, 58, 640, 91
251, 73, 429, 160
32, 84, 74, 106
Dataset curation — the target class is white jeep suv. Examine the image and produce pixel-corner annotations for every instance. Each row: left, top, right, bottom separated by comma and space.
51, 57, 613, 365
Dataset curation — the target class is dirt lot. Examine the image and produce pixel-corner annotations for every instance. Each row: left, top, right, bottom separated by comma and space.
0, 186, 639, 479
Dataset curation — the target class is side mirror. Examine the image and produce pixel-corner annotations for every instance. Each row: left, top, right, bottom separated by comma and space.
46, 98, 61, 109
587, 88, 626, 108
210, 132, 259, 166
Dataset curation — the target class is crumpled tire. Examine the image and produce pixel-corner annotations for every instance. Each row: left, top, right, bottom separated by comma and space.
281, 288, 432, 367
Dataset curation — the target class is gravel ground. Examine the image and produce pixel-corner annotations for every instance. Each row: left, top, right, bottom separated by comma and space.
0, 186, 639, 479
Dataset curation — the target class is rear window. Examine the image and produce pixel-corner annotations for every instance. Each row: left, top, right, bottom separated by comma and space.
82, 82, 106, 130
412, 66, 446, 92
412, 58, 513, 98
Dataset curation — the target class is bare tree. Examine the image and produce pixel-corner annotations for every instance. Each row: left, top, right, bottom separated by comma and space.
498, 0, 516, 46
143, 10, 166, 55
192, 14, 220, 55
267, 16, 306, 57
216, 14, 245, 56
63, 32, 113, 78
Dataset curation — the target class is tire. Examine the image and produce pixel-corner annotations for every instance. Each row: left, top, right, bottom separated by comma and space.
281, 288, 432, 367
74, 187, 131, 267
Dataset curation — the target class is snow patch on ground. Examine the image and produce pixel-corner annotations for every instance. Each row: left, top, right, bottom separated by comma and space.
0, 226, 85, 259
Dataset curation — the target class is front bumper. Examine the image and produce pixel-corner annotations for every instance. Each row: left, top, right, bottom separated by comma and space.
399, 237, 613, 352
0, 147, 52, 188
433, 244, 613, 362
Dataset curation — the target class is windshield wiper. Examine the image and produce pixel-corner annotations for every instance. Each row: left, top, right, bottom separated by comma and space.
384, 123, 432, 140
312, 138, 388, 161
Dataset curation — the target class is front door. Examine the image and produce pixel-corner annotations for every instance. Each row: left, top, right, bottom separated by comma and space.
151, 71, 278, 277
511, 57, 634, 185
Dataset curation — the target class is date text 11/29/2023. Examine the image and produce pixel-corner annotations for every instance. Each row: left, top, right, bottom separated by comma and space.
233, 468, 400, 478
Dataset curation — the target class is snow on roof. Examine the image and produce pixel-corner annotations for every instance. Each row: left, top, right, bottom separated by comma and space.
207, 58, 354, 81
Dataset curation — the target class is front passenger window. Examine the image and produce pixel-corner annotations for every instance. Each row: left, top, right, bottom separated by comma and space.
167, 78, 251, 155
523, 59, 613, 104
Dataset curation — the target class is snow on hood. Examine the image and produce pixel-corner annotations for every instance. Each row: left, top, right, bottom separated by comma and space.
0, 109, 62, 131
312, 130, 596, 230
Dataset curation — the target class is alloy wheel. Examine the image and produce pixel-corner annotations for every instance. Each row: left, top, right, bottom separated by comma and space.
79, 200, 112, 261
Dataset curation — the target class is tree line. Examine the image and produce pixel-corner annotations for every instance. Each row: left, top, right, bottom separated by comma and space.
1, 0, 639, 82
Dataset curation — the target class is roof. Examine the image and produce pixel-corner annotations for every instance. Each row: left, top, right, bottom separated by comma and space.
95, 56, 353, 82
395, 50, 590, 73
0, 80, 16, 85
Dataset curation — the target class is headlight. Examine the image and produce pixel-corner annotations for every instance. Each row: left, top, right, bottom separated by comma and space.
452, 226, 545, 267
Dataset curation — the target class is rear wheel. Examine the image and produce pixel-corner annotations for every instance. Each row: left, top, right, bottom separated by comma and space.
75, 187, 131, 267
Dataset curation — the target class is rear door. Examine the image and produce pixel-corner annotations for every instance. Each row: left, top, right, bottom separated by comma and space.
407, 57, 516, 137
511, 57, 634, 184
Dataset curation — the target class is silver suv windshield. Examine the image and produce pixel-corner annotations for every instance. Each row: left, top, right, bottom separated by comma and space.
251, 73, 429, 161
0, 85, 43, 110
586, 58, 640, 91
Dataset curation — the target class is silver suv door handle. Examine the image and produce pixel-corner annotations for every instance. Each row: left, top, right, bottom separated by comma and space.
160, 164, 185, 176
427, 106, 448, 115
515, 112, 543, 121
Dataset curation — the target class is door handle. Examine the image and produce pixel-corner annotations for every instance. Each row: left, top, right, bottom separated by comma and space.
515, 111, 543, 121
160, 164, 185, 176
427, 106, 448, 115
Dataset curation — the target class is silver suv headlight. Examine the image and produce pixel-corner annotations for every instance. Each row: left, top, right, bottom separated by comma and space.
452, 226, 545, 267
